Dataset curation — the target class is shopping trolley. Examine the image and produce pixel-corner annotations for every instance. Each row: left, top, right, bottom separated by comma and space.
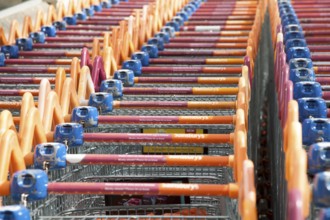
269, 0, 330, 219
0, 0, 265, 219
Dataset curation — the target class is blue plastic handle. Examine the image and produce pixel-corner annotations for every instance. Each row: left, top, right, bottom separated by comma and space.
100, 79, 124, 98
16, 38, 33, 51
93, 4, 103, 12
155, 32, 170, 44
182, 5, 194, 16
280, 7, 295, 18
284, 31, 305, 43
11, 169, 48, 202
75, 12, 87, 21
88, 93, 113, 113
71, 106, 99, 127
29, 32, 46, 43
172, 16, 184, 27
313, 171, 330, 207
186, 3, 197, 12
141, 44, 159, 58
122, 60, 142, 76
293, 82, 322, 99
281, 12, 298, 21
102, 1, 112, 8
319, 208, 330, 220
0, 52, 5, 67
281, 13, 300, 27
34, 143, 67, 170
52, 21, 66, 30
160, 26, 175, 38
298, 98, 327, 122
41, 25, 56, 37
147, 37, 165, 51
283, 24, 303, 33
84, 6, 95, 16
131, 51, 150, 67
289, 58, 313, 70
176, 11, 189, 21
165, 21, 180, 31
1, 45, 19, 58
191, 0, 202, 8
289, 68, 315, 84
285, 39, 307, 53
54, 123, 84, 147
287, 47, 311, 62
308, 142, 330, 175
0, 205, 30, 220
113, 69, 135, 87
302, 118, 330, 146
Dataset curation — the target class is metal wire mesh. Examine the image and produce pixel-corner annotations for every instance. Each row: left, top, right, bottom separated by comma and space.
0, 0, 252, 219
94, 124, 234, 133
107, 109, 236, 117
130, 84, 238, 88
31, 171, 236, 219
23, 167, 236, 219
2, 139, 236, 218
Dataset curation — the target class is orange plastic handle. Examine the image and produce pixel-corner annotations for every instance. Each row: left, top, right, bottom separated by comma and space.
205, 58, 244, 65
234, 130, 248, 183
0, 130, 25, 196
240, 160, 257, 220
187, 101, 237, 109
159, 183, 239, 198
46, 5, 58, 25
283, 100, 299, 153
0, 0, 113, 46
0, 0, 192, 198
8, 20, 21, 45
242, 66, 251, 101
22, 16, 35, 37
166, 155, 231, 167
178, 116, 235, 124
171, 133, 232, 144
0, 110, 17, 133
197, 77, 240, 84
285, 121, 302, 182
0, 65, 94, 188
287, 148, 310, 218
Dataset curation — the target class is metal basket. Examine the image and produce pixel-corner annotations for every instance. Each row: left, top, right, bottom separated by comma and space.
31, 174, 237, 219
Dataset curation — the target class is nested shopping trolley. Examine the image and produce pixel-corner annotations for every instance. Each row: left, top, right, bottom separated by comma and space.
1, 107, 253, 220
0, 0, 266, 219
269, 0, 330, 219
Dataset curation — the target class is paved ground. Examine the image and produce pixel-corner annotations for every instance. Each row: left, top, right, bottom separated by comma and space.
0, 0, 49, 35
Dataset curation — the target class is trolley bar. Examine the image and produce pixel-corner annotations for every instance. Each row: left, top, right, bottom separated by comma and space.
47, 182, 239, 198
112, 101, 237, 109
140, 66, 242, 74
0, 87, 239, 96
149, 58, 244, 65
0, 77, 55, 84
98, 115, 235, 124
134, 77, 239, 84
0, 101, 236, 109
0, 67, 69, 73
122, 87, 239, 95
18, 51, 81, 57
66, 154, 233, 166
83, 133, 233, 144
0, 77, 239, 85
164, 43, 248, 49
158, 49, 246, 56
7, 55, 245, 66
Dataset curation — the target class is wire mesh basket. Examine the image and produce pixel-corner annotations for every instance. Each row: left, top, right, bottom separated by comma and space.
29, 173, 237, 219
